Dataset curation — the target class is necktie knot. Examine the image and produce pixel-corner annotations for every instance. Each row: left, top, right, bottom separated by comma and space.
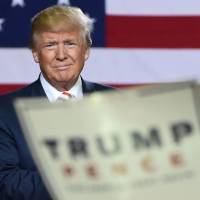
62, 91, 72, 97
57, 91, 75, 101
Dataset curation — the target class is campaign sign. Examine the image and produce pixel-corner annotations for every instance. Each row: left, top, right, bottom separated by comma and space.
15, 82, 200, 200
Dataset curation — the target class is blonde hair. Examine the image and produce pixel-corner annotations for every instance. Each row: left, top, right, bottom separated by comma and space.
30, 5, 94, 49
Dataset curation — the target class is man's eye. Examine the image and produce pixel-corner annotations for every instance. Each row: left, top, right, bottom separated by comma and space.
44, 43, 56, 49
65, 42, 76, 48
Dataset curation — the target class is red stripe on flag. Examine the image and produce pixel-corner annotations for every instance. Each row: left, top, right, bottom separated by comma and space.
0, 84, 26, 95
106, 16, 200, 48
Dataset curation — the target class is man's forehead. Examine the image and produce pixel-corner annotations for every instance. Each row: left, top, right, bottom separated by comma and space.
39, 31, 81, 40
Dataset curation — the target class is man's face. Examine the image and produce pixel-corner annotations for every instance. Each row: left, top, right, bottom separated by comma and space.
32, 30, 90, 90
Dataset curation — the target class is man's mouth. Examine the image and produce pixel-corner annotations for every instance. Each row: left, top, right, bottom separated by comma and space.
55, 64, 72, 70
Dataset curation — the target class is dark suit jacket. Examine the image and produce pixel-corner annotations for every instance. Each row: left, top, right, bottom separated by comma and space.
0, 78, 113, 200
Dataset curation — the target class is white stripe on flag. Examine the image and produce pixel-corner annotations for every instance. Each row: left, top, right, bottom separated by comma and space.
1, 48, 200, 84
106, 0, 200, 16
83, 48, 200, 83
0, 48, 40, 83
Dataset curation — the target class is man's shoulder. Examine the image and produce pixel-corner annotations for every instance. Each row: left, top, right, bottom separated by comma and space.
82, 79, 115, 94
0, 82, 33, 101
0, 87, 27, 105
0, 80, 44, 120
0, 86, 28, 115
0, 79, 43, 106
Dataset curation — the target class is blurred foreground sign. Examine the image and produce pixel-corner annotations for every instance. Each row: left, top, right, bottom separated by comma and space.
15, 82, 200, 200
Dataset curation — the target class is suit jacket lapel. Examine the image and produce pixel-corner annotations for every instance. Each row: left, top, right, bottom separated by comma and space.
28, 78, 47, 98
81, 78, 96, 94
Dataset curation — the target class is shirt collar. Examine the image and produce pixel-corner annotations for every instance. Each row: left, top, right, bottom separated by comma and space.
40, 74, 83, 102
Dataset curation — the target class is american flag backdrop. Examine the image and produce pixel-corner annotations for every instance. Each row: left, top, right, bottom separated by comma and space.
1, 0, 200, 94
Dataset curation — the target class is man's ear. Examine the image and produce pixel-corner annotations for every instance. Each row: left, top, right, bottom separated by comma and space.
84, 48, 90, 61
32, 51, 39, 63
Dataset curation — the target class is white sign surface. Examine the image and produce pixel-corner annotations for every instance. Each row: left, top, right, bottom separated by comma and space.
15, 82, 200, 200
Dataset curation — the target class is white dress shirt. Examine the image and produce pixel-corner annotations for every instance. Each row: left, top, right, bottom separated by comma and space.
40, 74, 83, 102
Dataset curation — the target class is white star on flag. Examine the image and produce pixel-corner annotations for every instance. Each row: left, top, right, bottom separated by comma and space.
57, 0, 70, 5
0, 18, 5, 31
11, 0, 25, 7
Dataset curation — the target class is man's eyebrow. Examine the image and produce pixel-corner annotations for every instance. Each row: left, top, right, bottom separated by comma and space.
63, 38, 77, 42
44, 38, 57, 42
43, 40, 58, 45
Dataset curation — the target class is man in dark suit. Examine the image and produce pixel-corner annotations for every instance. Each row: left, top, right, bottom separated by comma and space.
0, 5, 112, 200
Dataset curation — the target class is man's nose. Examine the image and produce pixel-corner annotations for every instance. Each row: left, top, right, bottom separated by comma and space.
56, 44, 67, 60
